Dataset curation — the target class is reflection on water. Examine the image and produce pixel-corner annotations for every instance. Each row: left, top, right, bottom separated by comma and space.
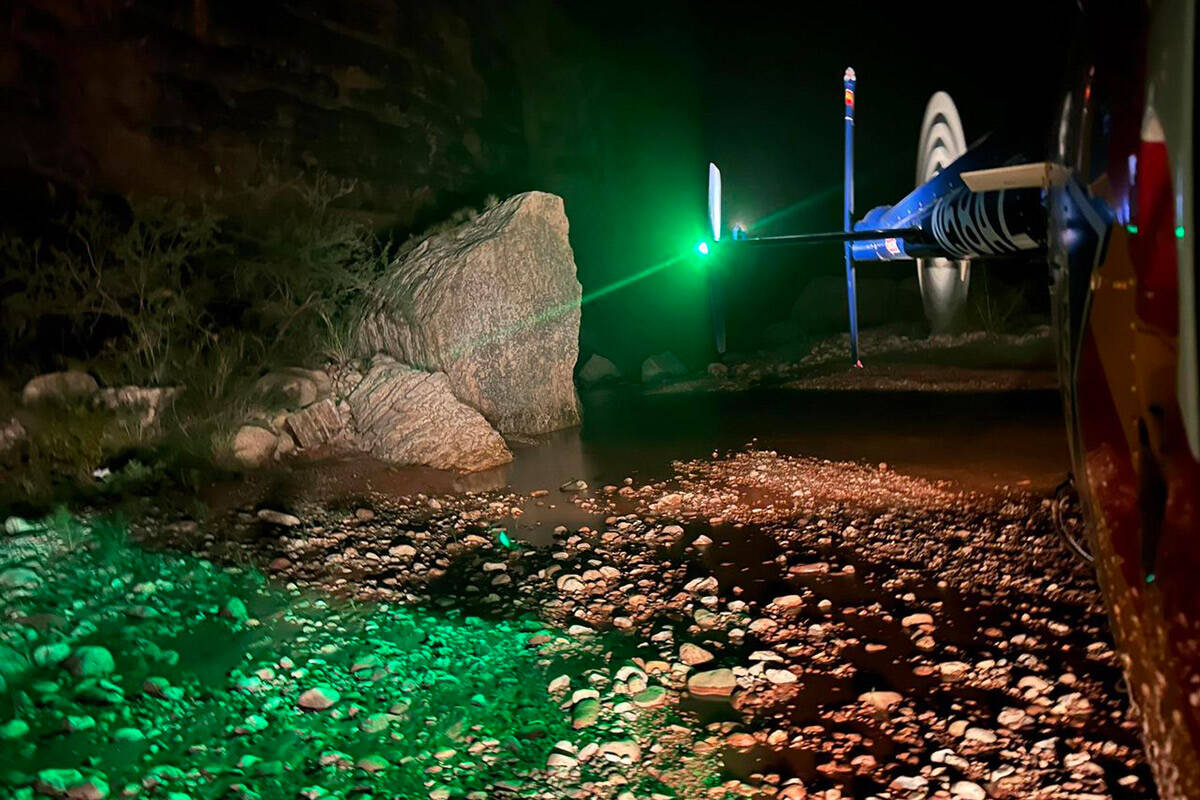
213, 387, 1068, 524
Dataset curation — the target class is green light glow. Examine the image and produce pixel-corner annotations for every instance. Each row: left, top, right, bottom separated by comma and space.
696, 241, 709, 256
1126, 224, 1138, 234
1176, 226, 1185, 239
494, 528, 513, 549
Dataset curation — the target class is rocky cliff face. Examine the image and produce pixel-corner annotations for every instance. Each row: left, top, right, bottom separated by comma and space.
0, 0, 531, 226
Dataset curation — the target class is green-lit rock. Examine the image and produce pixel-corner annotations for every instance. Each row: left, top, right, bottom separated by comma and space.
66, 776, 109, 800
0, 645, 29, 681
65, 715, 96, 732
72, 678, 123, 704
3, 516, 40, 535
297, 686, 340, 711
356, 754, 388, 773
632, 685, 668, 708
359, 713, 390, 733
571, 698, 601, 729
220, 597, 249, 621
33, 643, 71, 668
0, 719, 29, 740
68, 646, 115, 678
113, 727, 145, 742
35, 769, 83, 794
0, 567, 41, 591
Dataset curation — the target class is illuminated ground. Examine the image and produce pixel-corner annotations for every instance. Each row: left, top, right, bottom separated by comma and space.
0, 389, 1154, 799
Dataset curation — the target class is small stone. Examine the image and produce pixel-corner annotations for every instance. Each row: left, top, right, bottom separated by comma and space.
219, 598, 249, 621
257, 509, 301, 527
559, 479, 588, 492
951, 780, 986, 800
66, 777, 110, 800
679, 643, 715, 666
632, 686, 667, 708
859, 691, 903, 710
34, 643, 71, 668
938, 661, 970, 680
765, 668, 797, 684
963, 727, 997, 744
68, 646, 115, 678
572, 698, 601, 729
359, 714, 390, 734
688, 668, 737, 698
297, 686, 340, 711
0, 719, 29, 739
356, 755, 388, 773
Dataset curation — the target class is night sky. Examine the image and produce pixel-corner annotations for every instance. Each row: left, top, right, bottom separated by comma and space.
558, 0, 1077, 368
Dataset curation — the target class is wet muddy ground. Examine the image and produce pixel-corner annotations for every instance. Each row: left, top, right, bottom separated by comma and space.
117, 386, 1156, 798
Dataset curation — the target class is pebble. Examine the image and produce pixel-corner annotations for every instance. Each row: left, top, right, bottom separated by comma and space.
679, 643, 715, 665
951, 780, 986, 800
256, 509, 301, 527
297, 686, 340, 711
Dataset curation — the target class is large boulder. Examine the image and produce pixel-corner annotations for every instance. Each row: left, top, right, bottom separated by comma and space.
347, 356, 511, 472
641, 351, 687, 385
21, 371, 98, 405
254, 368, 332, 409
94, 386, 180, 430
577, 354, 621, 388
355, 192, 582, 435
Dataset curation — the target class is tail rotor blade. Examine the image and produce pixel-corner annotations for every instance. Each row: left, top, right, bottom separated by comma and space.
708, 162, 722, 242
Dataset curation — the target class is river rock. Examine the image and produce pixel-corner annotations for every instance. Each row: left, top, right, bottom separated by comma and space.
859, 690, 903, 710
257, 509, 301, 527
22, 371, 98, 405
297, 686, 340, 710
679, 643, 715, 666
68, 646, 115, 678
355, 192, 581, 435
688, 668, 736, 698
347, 355, 511, 472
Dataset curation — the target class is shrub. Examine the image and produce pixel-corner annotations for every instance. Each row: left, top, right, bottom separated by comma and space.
0, 174, 392, 390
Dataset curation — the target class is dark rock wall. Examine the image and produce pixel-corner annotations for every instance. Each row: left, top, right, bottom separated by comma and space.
0, 0, 711, 369
0, 0, 542, 226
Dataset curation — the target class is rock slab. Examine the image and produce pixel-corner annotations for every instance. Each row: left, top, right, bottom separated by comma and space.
285, 398, 345, 449
347, 356, 512, 472
355, 192, 581, 435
